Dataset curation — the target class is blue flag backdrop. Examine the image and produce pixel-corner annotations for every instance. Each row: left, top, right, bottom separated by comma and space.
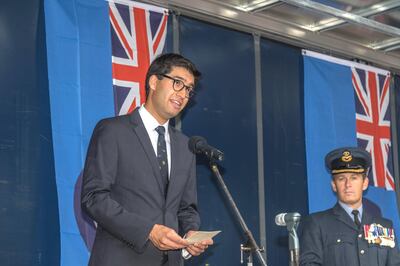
303, 50, 400, 244
44, 0, 169, 264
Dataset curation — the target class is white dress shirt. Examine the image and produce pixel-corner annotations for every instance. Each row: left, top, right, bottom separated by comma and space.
138, 105, 171, 176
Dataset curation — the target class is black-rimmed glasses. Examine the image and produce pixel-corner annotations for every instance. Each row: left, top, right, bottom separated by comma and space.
161, 74, 195, 98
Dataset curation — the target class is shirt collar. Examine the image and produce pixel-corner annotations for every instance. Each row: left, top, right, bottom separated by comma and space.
338, 201, 363, 221
139, 105, 169, 133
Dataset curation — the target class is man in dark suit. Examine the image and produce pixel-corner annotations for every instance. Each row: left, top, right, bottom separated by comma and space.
81, 53, 213, 266
300, 147, 400, 266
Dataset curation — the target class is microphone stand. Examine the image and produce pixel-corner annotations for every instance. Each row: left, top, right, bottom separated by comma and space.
209, 161, 267, 266
286, 221, 300, 266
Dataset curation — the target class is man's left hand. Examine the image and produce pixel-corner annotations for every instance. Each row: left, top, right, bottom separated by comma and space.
184, 230, 213, 256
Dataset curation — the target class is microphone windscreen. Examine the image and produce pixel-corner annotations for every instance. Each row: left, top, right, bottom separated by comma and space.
188, 136, 206, 153
275, 213, 287, 226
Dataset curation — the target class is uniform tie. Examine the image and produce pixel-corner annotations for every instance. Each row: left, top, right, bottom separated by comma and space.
352, 209, 361, 228
155, 126, 169, 196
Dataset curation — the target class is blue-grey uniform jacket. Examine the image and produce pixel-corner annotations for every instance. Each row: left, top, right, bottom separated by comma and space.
300, 203, 400, 266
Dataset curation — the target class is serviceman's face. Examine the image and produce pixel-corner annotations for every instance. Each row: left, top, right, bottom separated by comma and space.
331, 172, 368, 209
147, 66, 193, 124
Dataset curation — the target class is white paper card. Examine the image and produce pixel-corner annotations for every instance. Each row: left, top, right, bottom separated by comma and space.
185, 230, 221, 244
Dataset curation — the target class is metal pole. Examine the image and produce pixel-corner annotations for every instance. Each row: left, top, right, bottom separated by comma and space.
390, 75, 400, 220
210, 162, 267, 266
253, 32, 268, 262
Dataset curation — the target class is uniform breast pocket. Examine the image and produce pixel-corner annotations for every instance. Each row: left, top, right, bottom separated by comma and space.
375, 244, 389, 266
325, 234, 357, 266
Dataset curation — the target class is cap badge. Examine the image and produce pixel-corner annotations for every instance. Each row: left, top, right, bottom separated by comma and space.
341, 151, 352, 162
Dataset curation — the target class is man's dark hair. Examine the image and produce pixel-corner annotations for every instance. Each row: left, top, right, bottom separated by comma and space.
144, 53, 201, 98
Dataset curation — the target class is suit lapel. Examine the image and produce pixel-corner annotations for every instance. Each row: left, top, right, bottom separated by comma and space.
129, 109, 165, 196
166, 126, 179, 204
333, 203, 359, 231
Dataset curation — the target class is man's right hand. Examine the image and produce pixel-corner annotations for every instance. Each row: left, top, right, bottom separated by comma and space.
149, 224, 189, 250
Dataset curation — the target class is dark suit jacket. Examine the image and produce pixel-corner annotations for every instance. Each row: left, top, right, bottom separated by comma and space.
300, 203, 400, 266
81, 109, 200, 266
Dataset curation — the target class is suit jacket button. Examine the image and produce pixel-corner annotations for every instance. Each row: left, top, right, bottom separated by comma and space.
337, 239, 341, 243
360, 249, 365, 255
358, 234, 362, 238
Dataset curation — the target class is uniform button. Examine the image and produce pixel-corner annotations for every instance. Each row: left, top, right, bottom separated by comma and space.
337, 239, 341, 243
360, 249, 365, 255
358, 234, 362, 238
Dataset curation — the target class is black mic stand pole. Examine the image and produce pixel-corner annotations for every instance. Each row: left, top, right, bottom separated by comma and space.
209, 161, 267, 266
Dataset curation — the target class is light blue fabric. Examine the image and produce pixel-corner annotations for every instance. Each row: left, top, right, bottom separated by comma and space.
44, 0, 114, 265
304, 55, 356, 212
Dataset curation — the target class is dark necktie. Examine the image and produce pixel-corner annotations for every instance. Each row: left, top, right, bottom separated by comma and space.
155, 126, 169, 196
352, 209, 361, 228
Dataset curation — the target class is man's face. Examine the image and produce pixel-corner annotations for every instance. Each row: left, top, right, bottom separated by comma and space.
147, 66, 194, 124
331, 172, 369, 209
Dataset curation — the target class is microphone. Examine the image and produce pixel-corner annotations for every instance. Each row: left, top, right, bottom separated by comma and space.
275, 212, 301, 226
275, 212, 301, 266
188, 136, 224, 161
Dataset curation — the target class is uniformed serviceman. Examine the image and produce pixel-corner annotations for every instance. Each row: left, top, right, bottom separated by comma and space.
300, 147, 400, 266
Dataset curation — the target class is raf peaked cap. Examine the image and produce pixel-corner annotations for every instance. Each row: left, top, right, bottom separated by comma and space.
325, 147, 371, 175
